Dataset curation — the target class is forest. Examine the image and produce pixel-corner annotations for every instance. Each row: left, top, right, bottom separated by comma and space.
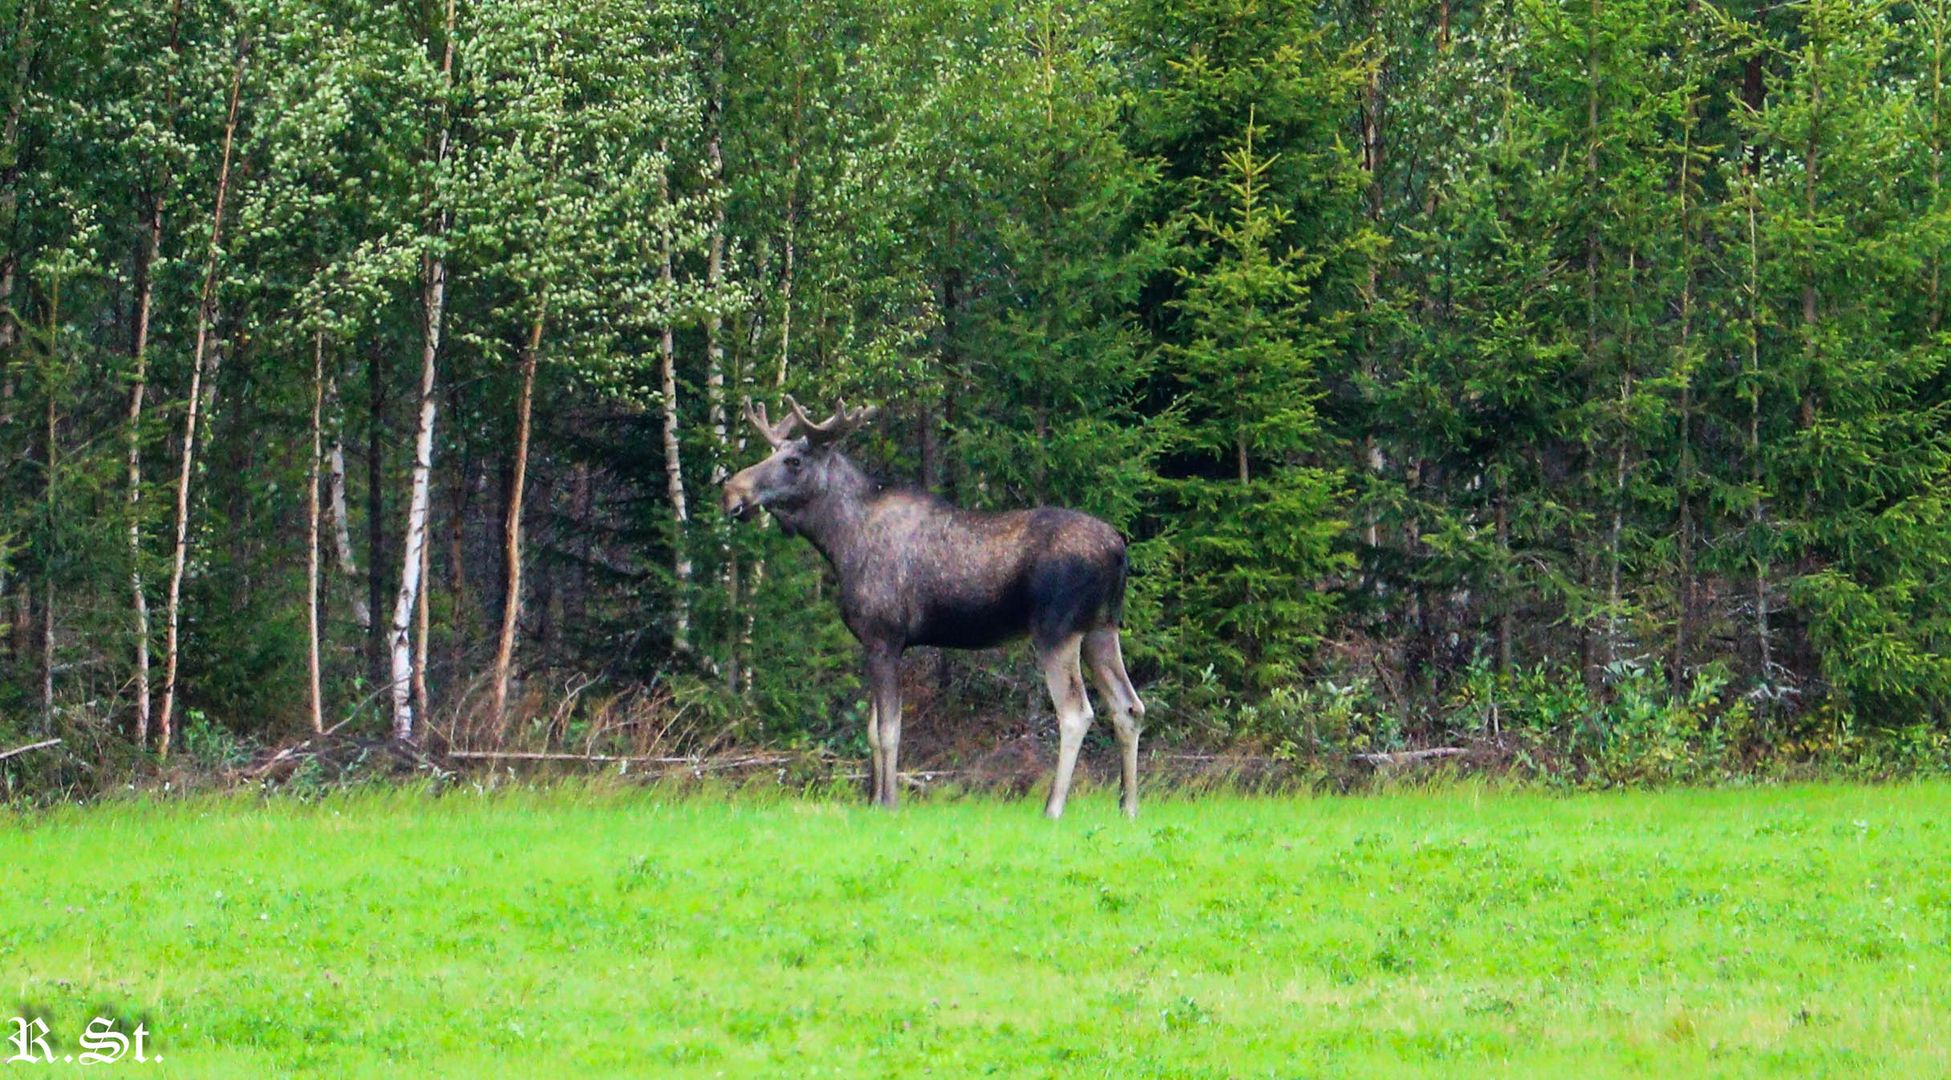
4, 0, 1951, 786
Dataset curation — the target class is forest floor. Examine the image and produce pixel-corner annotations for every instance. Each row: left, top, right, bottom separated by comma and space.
3, 781, 1947, 1077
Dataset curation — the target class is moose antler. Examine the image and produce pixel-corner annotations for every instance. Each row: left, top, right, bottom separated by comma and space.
744, 398, 800, 449
785, 395, 879, 447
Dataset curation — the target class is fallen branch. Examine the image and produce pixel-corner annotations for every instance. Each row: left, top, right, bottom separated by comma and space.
1354, 747, 1468, 766
247, 714, 359, 777
834, 770, 960, 786
0, 738, 62, 762
444, 749, 794, 772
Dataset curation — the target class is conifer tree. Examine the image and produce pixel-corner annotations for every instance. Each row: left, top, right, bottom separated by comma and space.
1158, 114, 1349, 688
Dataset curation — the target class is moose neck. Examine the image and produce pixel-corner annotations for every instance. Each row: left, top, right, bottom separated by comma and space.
775, 452, 880, 570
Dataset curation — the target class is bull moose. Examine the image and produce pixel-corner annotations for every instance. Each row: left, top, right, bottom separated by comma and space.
721, 397, 1145, 818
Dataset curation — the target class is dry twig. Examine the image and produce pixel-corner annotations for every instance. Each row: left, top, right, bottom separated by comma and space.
0, 738, 62, 762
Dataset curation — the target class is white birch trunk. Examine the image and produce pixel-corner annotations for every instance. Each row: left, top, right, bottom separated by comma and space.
157, 35, 247, 758
657, 157, 692, 649
325, 378, 370, 629
390, 255, 445, 740
306, 331, 325, 734
127, 199, 160, 743
126, 0, 178, 745
414, 509, 430, 723
703, 78, 736, 689
389, 0, 457, 741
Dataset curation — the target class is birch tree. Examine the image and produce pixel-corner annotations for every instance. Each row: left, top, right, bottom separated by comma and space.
156, 28, 249, 758
387, 0, 458, 741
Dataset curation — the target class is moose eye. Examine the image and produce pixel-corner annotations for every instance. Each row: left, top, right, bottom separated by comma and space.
783, 454, 804, 472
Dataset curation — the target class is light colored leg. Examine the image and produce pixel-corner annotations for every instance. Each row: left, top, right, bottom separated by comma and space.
880, 702, 902, 809
864, 694, 883, 805
1085, 628, 1145, 819
866, 646, 902, 809
1040, 633, 1092, 819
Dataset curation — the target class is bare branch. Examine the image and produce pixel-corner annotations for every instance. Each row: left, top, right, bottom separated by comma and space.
1353, 747, 1468, 766
0, 737, 60, 762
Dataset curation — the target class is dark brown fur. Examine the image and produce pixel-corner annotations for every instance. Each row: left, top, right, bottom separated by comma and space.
724, 410, 1144, 817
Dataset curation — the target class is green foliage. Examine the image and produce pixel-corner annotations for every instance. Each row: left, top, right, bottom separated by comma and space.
1447, 661, 1758, 786
1156, 115, 1351, 691
7, 0, 1951, 776
1229, 677, 1400, 758
180, 709, 250, 770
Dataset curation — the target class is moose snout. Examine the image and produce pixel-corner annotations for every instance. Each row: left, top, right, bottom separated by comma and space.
722, 479, 757, 521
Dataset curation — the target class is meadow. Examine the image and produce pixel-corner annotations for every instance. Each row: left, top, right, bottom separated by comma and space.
3, 781, 1948, 1077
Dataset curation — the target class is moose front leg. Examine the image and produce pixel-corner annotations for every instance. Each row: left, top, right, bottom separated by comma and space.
865, 644, 903, 809
863, 689, 884, 806
1040, 632, 1094, 820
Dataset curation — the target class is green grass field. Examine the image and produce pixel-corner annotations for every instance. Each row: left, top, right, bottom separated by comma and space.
3, 781, 1948, 1077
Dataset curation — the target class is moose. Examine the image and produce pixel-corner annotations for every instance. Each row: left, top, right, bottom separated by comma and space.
722, 397, 1145, 818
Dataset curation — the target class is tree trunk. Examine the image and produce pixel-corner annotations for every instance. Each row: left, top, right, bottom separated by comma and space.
40, 577, 54, 722
306, 331, 325, 734
1745, 159, 1772, 688
0, 0, 36, 679
656, 156, 693, 650
414, 510, 430, 723
157, 34, 247, 759
1358, 1, 1386, 560
124, 0, 181, 746
703, 56, 737, 692
1360, 7, 1384, 223
491, 311, 545, 716
1495, 479, 1513, 678
1605, 248, 1635, 671
389, 0, 456, 742
1739, 20, 1771, 690
391, 259, 444, 740
41, 299, 57, 722
1583, 0, 1603, 691
324, 375, 368, 629
1673, 65, 1698, 686
365, 339, 386, 683
126, 197, 161, 743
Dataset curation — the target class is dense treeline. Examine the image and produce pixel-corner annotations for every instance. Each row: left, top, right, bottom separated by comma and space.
4, 0, 1951, 778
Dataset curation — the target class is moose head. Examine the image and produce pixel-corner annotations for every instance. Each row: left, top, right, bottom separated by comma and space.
721, 396, 878, 524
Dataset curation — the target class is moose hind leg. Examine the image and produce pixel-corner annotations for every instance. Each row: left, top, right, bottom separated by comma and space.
864, 693, 884, 805
866, 645, 902, 809
1040, 632, 1093, 819
1084, 628, 1145, 819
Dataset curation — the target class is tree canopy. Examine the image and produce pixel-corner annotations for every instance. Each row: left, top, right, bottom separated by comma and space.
5, 0, 1951, 782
